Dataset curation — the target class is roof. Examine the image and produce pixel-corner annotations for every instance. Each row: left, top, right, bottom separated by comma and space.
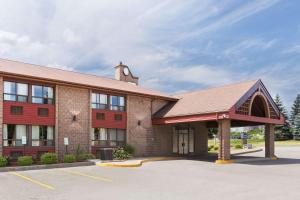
0, 58, 177, 100
153, 80, 259, 118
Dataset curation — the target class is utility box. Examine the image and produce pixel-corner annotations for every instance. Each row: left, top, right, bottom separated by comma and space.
99, 148, 113, 160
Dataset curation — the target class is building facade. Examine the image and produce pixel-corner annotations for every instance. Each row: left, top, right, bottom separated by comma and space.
0, 58, 284, 162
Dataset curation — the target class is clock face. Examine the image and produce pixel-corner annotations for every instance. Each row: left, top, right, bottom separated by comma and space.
123, 67, 129, 76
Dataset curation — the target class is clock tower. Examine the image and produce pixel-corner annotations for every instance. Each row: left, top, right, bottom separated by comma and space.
115, 62, 139, 85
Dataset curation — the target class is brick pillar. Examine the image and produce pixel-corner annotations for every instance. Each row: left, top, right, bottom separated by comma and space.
265, 124, 275, 158
218, 119, 231, 160
55, 85, 59, 155
0, 76, 3, 156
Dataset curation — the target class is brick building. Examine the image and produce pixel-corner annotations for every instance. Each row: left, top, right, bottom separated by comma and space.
0, 58, 284, 162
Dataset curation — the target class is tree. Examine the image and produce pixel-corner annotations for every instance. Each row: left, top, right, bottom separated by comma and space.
291, 94, 300, 139
274, 94, 292, 140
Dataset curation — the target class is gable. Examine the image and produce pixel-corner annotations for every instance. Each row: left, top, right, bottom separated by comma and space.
234, 80, 280, 119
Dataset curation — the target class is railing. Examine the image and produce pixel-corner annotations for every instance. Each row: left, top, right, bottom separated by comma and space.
91, 140, 125, 147
3, 139, 54, 147
31, 139, 55, 147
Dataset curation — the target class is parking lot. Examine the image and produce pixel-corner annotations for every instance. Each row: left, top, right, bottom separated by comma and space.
1, 147, 300, 200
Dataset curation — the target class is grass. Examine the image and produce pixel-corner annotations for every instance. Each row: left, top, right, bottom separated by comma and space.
208, 139, 300, 151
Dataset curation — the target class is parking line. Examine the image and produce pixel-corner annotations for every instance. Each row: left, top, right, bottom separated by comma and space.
9, 172, 55, 190
60, 169, 112, 182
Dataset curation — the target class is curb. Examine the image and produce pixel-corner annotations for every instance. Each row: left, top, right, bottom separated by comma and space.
0, 161, 94, 173
215, 159, 234, 164
96, 157, 181, 168
231, 148, 263, 156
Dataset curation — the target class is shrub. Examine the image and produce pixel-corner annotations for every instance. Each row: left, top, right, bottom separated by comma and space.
82, 153, 96, 160
74, 144, 85, 161
17, 156, 33, 166
124, 145, 135, 155
208, 145, 214, 151
213, 146, 219, 151
64, 154, 76, 163
0, 156, 8, 167
235, 144, 243, 149
113, 148, 130, 160
41, 153, 58, 164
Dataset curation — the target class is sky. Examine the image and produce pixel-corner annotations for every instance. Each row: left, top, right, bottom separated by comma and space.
0, 0, 299, 112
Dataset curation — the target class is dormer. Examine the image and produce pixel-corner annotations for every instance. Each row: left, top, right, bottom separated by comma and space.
115, 62, 139, 85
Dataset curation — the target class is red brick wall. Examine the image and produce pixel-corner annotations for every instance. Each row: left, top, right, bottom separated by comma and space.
3, 101, 55, 125
57, 86, 90, 158
92, 109, 126, 129
3, 147, 55, 157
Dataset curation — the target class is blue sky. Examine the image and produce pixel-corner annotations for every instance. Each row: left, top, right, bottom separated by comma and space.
0, 0, 299, 111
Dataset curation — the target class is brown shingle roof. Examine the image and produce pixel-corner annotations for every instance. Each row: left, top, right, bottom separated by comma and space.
154, 80, 258, 118
0, 58, 177, 100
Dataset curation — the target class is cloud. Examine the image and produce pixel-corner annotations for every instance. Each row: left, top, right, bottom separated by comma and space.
224, 38, 277, 56
282, 44, 300, 54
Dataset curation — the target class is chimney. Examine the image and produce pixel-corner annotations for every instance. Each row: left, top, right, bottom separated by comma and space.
115, 62, 139, 85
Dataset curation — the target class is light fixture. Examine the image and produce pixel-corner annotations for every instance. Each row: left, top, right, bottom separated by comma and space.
138, 120, 141, 126
72, 115, 77, 122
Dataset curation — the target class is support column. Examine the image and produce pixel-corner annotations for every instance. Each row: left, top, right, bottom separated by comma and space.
0, 76, 3, 156
265, 124, 276, 159
216, 119, 232, 163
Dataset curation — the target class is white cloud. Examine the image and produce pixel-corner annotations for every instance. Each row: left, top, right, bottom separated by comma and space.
0, 0, 291, 106
224, 38, 277, 56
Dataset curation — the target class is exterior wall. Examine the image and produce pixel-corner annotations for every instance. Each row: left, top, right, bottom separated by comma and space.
3, 147, 55, 158
0, 76, 3, 155
153, 125, 173, 155
3, 102, 55, 125
193, 122, 208, 155
92, 109, 126, 129
127, 95, 169, 156
57, 85, 90, 158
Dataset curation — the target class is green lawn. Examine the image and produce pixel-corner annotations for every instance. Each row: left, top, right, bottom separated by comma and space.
208, 139, 300, 149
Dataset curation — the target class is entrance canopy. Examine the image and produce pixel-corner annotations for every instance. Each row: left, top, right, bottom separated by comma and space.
152, 79, 284, 126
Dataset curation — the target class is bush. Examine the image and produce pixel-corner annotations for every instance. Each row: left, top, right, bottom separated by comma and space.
41, 153, 58, 164
17, 156, 33, 166
124, 145, 135, 155
64, 154, 76, 163
74, 144, 85, 161
208, 145, 214, 151
113, 148, 130, 160
81, 153, 96, 160
213, 146, 219, 151
0, 156, 8, 167
235, 144, 243, 149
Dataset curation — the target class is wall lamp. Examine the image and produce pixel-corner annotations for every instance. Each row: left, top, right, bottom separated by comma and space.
72, 115, 77, 122
138, 120, 141, 126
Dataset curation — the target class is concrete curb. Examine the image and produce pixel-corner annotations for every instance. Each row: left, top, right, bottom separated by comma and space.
231, 148, 263, 156
96, 157, 182, 168
0, 161, 95, 173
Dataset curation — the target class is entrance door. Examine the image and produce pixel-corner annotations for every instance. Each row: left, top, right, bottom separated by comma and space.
178, 133, 189, 155
173, 127, 194, 155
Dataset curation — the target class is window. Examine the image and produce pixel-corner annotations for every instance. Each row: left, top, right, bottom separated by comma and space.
10, 106, 23, 115
38, 108, 49, 117
108, 129, 117, 146
32, 126, 54, 147
92, 93, 108, 109
91, 128, 108, 146
96, 113, 105, 120
32, 85, 54, 104
114, 114, 122, 121
110, 96, 125, 111
3, 124, 27, 147
4, 81, 28, 102
91, 128, 126, 147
